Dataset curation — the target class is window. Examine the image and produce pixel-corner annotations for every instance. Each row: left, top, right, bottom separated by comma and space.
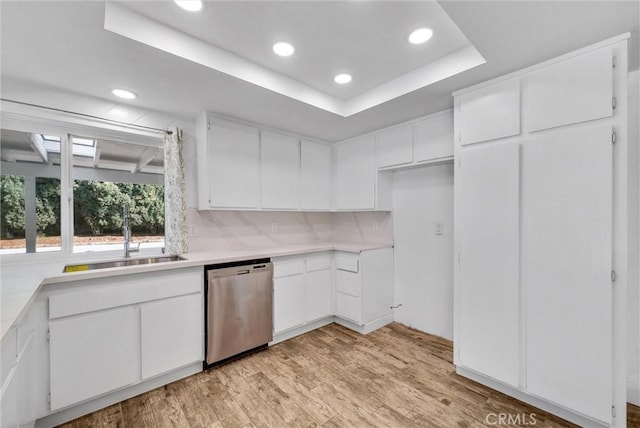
72, 138, 164, 253
0, 129, 61, 254
0, 128, 164, 256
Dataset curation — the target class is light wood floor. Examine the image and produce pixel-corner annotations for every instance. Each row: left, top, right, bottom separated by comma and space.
60, 323, 640, 427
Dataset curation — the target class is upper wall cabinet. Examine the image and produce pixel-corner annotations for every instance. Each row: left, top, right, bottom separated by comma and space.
376, 126, 413, 168
457, 79, 520, 145
413, 110, 454, 163
526, 49, 613, 132
335, 136, 391, 211
197, 115, 260, 209
376, 110, 454, 171
261, 131, 300, 210
197, 112, 332, 211
300, 140, 332, 210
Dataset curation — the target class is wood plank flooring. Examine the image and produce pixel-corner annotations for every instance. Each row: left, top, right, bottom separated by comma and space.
59, 323, 640, 427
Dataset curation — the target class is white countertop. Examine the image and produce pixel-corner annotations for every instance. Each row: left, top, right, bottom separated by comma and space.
0, 241, 391, 341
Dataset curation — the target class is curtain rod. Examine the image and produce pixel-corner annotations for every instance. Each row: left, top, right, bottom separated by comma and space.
0, 98, 167, 133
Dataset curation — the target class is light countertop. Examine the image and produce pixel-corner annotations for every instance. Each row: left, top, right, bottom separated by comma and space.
0, 241, 391, 341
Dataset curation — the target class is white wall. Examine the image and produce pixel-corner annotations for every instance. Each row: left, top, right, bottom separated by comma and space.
628, 68, 640, 405
392, 164, 454, 340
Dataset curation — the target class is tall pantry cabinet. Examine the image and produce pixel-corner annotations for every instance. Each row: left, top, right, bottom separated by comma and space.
453, 34, 631, 427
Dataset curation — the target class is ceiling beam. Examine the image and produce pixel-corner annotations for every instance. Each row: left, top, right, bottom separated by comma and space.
93, 141, 102, 168
28, 133, 48, 163
132, 146, 158, 173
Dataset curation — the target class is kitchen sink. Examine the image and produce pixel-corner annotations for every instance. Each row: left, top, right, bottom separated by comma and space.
63, 255, 185, 273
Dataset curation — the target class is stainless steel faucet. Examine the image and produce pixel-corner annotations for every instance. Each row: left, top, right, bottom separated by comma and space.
122, 203, 139, 258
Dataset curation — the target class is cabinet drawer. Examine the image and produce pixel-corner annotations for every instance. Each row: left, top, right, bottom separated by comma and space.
336, 293, 361, 324
335, 253, 359, 273
335, 270, 360, 297
306, 255, 332, 272
50, 270, 202, 319
273, 258, 305, 278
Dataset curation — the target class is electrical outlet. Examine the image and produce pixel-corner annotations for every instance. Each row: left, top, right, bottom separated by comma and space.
186, 225, 198, 237
271, 222, 278, 233
373, 221, 379, 230
435, 222, 444, 235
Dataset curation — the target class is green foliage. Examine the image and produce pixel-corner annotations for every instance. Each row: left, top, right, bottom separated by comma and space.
1, 175, 164, 238
1, 175, 26, 237
74, 180, 164, 236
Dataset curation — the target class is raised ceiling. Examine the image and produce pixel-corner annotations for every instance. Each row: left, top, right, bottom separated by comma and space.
0, 1, 638, 142
106, 1, 484, 116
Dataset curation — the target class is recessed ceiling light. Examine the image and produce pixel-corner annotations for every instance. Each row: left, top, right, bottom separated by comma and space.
111, 89, 137, 100
334, 74, 352, 84
174, 0, 203, 12
273, 42, 295, 57
408, 28, 433, 44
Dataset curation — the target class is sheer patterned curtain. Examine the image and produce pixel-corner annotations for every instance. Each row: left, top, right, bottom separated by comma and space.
163, 127, 187, 255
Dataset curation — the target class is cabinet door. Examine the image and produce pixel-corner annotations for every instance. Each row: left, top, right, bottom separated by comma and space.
300, 140, 332, 210
527, 49, 612, 132
141, 294, 202, 379
208, 120, 260, 208
261, 131, 300, 209
273, 275, 306, 333
335, 270, 360, 297
306, 269, 332, 321
525, 126, 612, 423
335, 137, 375, 210
377, 125, 412, 168
50, 307, 138, 410
413, 111, 453, 162
458, 79, 520, 145
457, 142, 520, 387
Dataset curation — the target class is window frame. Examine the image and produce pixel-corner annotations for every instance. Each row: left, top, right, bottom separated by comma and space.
0, 110, 165, 265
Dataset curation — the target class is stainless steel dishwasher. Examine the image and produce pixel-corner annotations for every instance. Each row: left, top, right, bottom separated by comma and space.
204, 259, 273, 367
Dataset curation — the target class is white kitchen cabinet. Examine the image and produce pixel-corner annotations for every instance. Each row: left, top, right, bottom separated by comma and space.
300, 140, 332, 210
306, 269, 332, 322
525, 125, 612, 422
335, 136, 391, 211
261, 131, 300, 209
457, 79, 520, 145
334, 248, 393, 327
453, 35, 629, 427
273, 253, 333, 334
141, 293, 203, 379
49, 307, 138, 410
413, 110, 454, 162
197, 114, 260, 209
47, 267, 203, 411
526, 48, 613, 132
273, 274, 306, 334
457, 141, 520, 388
376, 125, 412, 168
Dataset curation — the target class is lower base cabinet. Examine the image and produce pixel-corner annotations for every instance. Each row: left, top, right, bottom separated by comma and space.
335, 248, 394, 326
273, 253, 332, 334
273, 248, 394, 334
48, 267, 203, 411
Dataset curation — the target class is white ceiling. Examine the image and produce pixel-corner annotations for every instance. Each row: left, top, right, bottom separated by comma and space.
0, 1, 638, 142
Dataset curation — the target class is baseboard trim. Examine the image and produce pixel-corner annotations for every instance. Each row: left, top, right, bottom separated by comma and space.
35, 362, 202, 428
628, 377, 640, 406
456, 366, 609, 428
270, 317, 334, 345
334, 313, 394, 334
